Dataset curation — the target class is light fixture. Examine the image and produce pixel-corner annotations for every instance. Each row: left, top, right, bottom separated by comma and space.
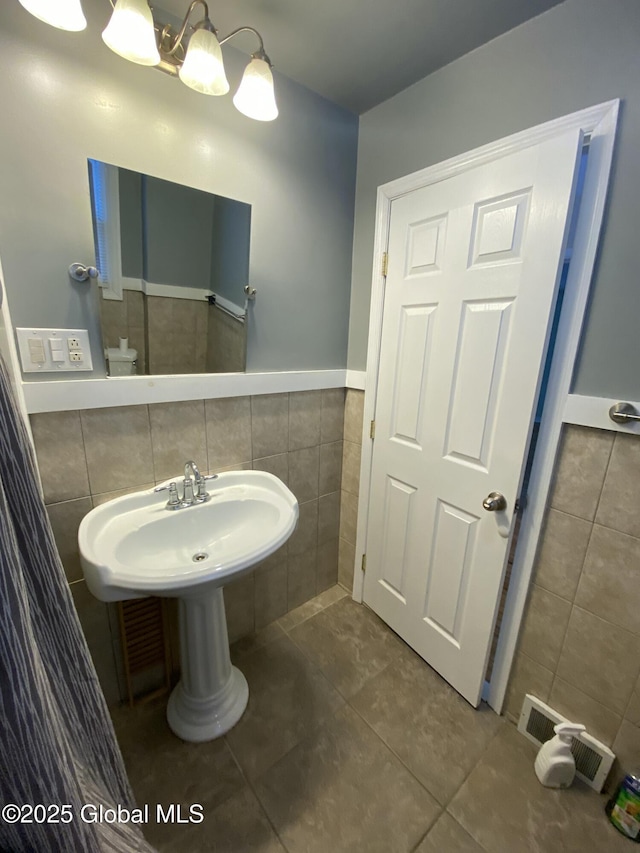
178, 24, 229, 96
18, 0, 87, 32
108, 0, 278, 120
102, 0, 160, 67
233, 55, 278, 121
19, 0, 277, 121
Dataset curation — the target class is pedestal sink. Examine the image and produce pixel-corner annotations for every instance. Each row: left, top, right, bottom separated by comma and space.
78, 470, 298, 742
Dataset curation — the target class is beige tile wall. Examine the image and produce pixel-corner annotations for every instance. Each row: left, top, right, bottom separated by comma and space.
99, 290, 147, 374
101, 293, 248, 375
30, 388, 344, 706
505, 425, 640, 778
339, 389, 365, 590
206, 305, 247, 373
146, 296, 209, 375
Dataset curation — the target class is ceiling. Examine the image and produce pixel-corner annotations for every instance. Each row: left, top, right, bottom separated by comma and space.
158, 0, 565, 114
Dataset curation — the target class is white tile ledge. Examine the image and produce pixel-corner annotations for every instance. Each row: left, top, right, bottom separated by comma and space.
564, 394, 640, 435
23, 369, 368, 414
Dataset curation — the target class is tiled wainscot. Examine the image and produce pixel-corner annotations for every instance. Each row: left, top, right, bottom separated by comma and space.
30, 388, 350, 706
505, 425, 640, 780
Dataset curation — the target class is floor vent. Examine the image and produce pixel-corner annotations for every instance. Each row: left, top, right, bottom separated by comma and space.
517, 694, 615, 792
118, 597, 171, 707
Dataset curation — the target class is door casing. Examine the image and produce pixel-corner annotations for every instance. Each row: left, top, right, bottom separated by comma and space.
351, 100, 619, 714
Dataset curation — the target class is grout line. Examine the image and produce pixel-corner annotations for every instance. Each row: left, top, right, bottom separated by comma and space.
286, 391, 293, 454
593, 431, 616, 520
201, 398, 210, 475
74, 408, 92, 501
340, 655, 508, 848
225, 621, 351, 835
547, 505, 598, 524
285, 392, 290, 456
551, 504, 600, 680
521, 633, 622, 718
223, 740, 293, 853
515, 649, 555, 680
77, 409, 95, 498
561, 593, 640, 639
249, 393, 255, 469
443, 807, 494, 853
443, 722, 509, 817
590, 518, 640, 545
284, 625, 356, 706
44, 494, 93, 510
345, 696, 442, 798
408, 807, 446, 853
144, 404, 156, 484
276, 586, 346, 634
554, 598, 578, 683
532, 576, 577, 605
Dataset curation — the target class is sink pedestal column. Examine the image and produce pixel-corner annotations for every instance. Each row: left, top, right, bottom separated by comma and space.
167, 587, 248, 742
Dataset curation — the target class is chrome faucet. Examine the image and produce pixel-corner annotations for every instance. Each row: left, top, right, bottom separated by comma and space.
183, 460, 200, 504
154, 460, 218, 510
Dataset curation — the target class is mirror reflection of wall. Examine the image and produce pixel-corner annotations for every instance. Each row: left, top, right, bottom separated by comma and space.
88, 160, 252, 376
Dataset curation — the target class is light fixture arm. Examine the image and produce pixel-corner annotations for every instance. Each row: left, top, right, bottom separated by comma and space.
162, 0, 215, 56
218, 26, 272, 65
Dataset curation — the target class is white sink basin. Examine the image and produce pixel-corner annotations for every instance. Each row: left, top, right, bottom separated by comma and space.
78, 469, 298, 743
79, 469, 298, 601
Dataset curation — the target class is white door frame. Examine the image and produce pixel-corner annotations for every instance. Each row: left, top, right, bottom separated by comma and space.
351, 100, 619, 714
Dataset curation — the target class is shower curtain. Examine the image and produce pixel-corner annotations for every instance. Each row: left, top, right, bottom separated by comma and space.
0, 354, 154, 852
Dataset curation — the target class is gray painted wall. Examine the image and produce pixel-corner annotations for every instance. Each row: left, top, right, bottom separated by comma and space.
143, 176, 214, 288
116, 169, 250, 306
349, 0, 640, 399
210, 196, 251, 307
118, 169, 143, 280
0, 0, 357, 379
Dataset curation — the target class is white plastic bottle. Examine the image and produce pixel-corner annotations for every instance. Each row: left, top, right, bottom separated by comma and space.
534, 722, 585, 788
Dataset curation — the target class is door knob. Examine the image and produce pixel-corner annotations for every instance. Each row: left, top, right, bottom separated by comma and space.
483, 492, 507, 512
68, 262, 98, 282
609, 402, 640, 425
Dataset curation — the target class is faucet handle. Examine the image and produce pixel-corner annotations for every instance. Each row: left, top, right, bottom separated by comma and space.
196, 473, 218, 500
154, 481, 180, 508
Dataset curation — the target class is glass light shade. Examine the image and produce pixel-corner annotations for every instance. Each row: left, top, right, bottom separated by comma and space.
102, 0, 160, 67
18, 0, 86, 31
179, 28, 229, 96
233, 58, 278, 121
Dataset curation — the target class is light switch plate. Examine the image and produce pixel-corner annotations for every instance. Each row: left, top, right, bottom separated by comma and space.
16, 328, 93, 373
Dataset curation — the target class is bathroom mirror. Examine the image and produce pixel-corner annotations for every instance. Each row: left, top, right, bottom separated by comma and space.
88, 160, 252, 376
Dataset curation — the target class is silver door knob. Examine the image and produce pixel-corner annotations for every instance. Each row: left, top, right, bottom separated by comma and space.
483, 492, 507, 512
609, 402, 640, 425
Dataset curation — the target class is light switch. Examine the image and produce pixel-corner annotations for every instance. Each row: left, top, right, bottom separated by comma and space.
48, 338, 64, 362
16, 328, 93, 372
28, 338, 45, 364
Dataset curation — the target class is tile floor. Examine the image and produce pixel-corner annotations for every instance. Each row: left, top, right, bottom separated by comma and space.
111, 586, 631, 852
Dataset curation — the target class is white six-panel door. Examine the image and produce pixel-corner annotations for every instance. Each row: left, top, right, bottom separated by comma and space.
363, 130, 583, 706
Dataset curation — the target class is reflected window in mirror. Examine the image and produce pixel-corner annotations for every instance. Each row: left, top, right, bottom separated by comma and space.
87, 160, 251, 376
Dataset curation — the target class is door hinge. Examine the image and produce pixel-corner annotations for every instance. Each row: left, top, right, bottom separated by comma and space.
361, 554, 367, 573
381, 252, 388, 277
370, 419, 376, 440
515, 495, 527, 513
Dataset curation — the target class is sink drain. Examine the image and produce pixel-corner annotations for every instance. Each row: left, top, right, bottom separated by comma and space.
192, 552, 208, 562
